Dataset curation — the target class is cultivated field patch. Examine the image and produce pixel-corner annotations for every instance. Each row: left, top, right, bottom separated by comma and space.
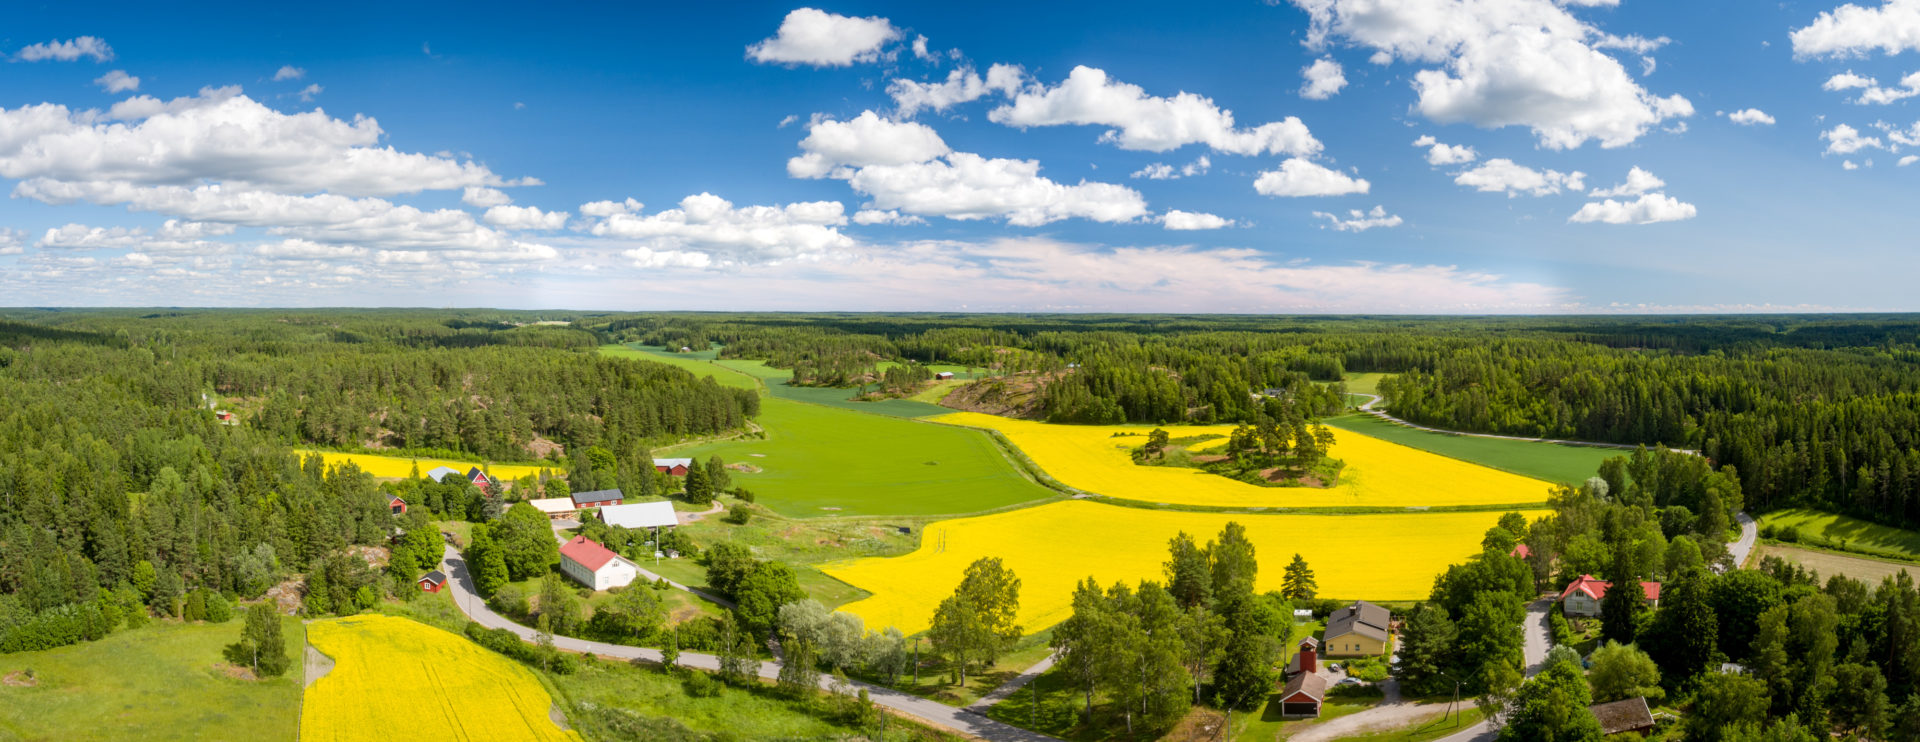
1757, 508, 1920, 560
1756, 544, 1920, 586
299, 615, 580, 742
822, 500, 1547, 634
296, 450, 557, 481
931, 412, 1554, 509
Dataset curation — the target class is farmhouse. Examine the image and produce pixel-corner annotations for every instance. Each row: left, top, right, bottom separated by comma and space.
599, 501, 678, 530
387, 495, 407, 515
1588, 697, 1655, 736
1277, 671, 1327, 718
934, 371, 955, 380
416, 570, 447, 593
528, 497, 579, 520
559, 535, 640, 590
424, 466, 463, 483
653, 458, 693, 476
466, 467, 494, 489
1559, 574, 1662, 617
571, 488, 624, 509
1323, 600, 1392, 657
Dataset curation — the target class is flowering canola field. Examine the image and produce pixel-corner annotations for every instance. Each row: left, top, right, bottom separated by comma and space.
301, 615, 581, 742
823, 500, 1547, 634
931, 411, 1552, 508
295, 450, 556, 481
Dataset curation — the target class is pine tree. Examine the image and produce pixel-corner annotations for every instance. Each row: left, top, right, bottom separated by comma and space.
684, 465, 712, 505
1281, 554, 1317, 600
227, 604, 289, 677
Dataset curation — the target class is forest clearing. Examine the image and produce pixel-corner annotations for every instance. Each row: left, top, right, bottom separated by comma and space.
822, 500, 1546, 634
931, 411, 1556, 509
299, 615, 580, 742
295, 450, 558, 482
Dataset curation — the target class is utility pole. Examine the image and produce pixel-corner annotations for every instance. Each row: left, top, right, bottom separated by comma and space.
913, 638, 920, 685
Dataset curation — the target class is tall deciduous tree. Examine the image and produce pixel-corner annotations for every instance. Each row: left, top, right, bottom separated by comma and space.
1163, 532, 1212, 609
1207, 522, 1257, 601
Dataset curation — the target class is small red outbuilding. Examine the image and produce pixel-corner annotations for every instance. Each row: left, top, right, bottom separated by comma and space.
417, 570, 447, 593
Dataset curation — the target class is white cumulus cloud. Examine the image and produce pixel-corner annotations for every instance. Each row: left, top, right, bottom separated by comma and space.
1312, 205, 1403, 232
274, 66, 306, 81
989, 66, 1322, 156
94, 70, 140, 93
1291, 0, 1693, 149
1791, 0, 1920, 58
1161, 210, 1235, 230
1588, 167, 1665, 197
482, 205, 569, 231
1569, 192, 1698, 224
1131, 155, 1211, 180
851, 209, 926, 225
586, 192, 853, 266
1822, 123, 1885, 154
1300, 58, 1348, 99
1454, 159, 1586, 197
746, 8, 900, 67
1412, 135, 1477, 165
888, 65, 1024, 117
1726, 108, 1776, 126
1254, 159, 1370, 197
787, 112, 952, 178
15, 36, 114, 63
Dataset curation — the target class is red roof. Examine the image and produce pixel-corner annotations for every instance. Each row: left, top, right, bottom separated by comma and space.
1559, 574, 1660, 602
559, 535, 619, 572
1510, 544, 1531, 559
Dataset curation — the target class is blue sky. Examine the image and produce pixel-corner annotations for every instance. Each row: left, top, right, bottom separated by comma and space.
2, 0, 1918, 312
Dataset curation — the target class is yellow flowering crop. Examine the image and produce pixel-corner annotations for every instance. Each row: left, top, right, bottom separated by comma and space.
824, 500, 1545, 635
295, 450, 556, 481
301, 615, 581, 742
931, 412, 1551, 508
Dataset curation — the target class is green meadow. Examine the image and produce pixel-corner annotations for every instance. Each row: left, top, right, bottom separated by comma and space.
1323, 411, 1617, 485
1759, 508, 1920, 560
0, 617, 306, 741
602, 345, 1059, 518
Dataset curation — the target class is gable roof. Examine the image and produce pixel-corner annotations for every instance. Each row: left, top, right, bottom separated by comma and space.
424, 466, 463, 482
418, 570, 446, 585
600, 501, 679, 529
387, 494, 405, 505
560, 535, 620, 572
466, 467, 491, 482
1559, 575, 1661, 603
1510, 543, 1531, 559
652, 458, 694, 468
1588, 697, 1654, 734
529, 497, 576, 515
1280, 670, 1328, 702
571, 488, 624, 506
1325, 600, 1392, 643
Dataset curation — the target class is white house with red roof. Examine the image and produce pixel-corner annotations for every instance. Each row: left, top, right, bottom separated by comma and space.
1558, 574, 1661, 617
559, 535, 640, 591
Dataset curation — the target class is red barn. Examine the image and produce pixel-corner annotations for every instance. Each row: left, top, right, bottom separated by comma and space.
570, 488, 625, 509
417, 570, 447, 592
652, 458, 693, 476
388, 495, 407, 515
466, 467, 494, 489
1278, 671, 1327, 718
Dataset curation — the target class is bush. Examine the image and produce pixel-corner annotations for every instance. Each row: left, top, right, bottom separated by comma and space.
462, 621, 577, 674
1776, 526, 1801, 543
722, 507, 752, 526
1346, 657, 1390, 682
682, 669, 724, 698
1550, 610, 1573, 645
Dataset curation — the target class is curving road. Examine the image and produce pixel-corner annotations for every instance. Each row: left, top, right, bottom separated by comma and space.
1729, 511, 1758, 569
438, 545, 1059, 742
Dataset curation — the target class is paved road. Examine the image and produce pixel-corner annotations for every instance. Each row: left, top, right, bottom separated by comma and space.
1730, 511, 1758, 568
1433, 598, 1555, 742
966, 651, 1057, 712
439, 545, 1058, 742
1351, 394, 1696, 454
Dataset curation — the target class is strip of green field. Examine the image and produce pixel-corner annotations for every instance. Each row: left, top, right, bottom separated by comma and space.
602, 346, 1059, 518
623, 345, 953, 418
1344, 371, 1388, 396
0, 617, 306, 741
1759, 508, 1920, 560
1322, 412, 1616, 485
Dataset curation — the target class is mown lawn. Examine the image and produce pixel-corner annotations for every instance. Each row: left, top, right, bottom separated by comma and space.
603, 345, 1061, 519
0, 616, 305, 741
1321, 411, 1617, 486
1758, 508, 1920, 560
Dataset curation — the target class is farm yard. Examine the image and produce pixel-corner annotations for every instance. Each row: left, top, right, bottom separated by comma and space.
931, 411, 1557, 509
299, 615, 581, 742
0, 616, 306, 741
822, 500, 1547, 634
295, 450, 558, 482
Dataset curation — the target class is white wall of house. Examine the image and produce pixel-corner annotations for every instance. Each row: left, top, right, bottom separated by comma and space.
561, 555, 639, 591
1564, 593, 1602, 616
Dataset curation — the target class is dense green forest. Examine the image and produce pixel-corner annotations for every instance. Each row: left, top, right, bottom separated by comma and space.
0, 310, 758, 653
595, 313, 1920, 528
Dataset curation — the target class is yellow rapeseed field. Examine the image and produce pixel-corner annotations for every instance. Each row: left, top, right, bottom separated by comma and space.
301, 615, 581, 742
295, 450, 556, 481
824, 500, 1546, 635
932, 411, 1552, 508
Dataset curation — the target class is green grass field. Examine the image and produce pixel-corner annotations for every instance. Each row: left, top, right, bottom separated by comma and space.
1756, 543, 1920, 585
1344, 372, 1388, 396
554, 656, 867, 741
1321, 412, 1616, 485
0, 617, 305, 741
602, 346, 1060, 519
1759, 508, 1920, 560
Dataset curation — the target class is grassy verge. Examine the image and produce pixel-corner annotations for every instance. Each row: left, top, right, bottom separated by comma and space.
0, 616, 305, 741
